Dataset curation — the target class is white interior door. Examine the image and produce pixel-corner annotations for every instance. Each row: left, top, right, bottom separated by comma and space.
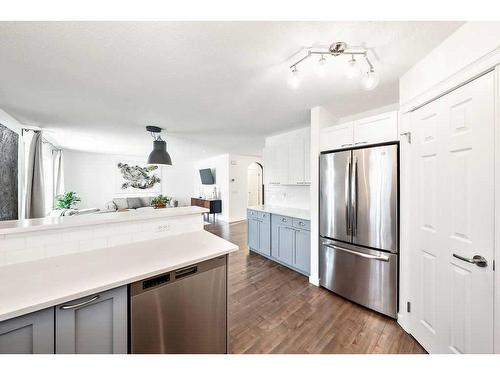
410, 71, 495, 354
247, 166, 261, 206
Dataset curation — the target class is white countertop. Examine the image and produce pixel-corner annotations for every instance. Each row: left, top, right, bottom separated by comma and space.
0, 230, 238, 322
0, 206, 208, 235
247, 205, 310, 220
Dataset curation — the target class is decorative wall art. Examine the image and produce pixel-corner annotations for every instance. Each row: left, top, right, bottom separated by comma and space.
0, 123, 19, 221
115, 161, 162, 194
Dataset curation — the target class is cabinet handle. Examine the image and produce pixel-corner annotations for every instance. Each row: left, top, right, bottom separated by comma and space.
60, 295, 100, 310
341, 143, 353, 147
355, 141, 367, 145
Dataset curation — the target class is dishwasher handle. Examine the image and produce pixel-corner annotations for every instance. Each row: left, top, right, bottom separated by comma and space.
175, 265, 198, 279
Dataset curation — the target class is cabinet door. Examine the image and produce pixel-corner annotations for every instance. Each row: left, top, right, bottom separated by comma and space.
353, 111, 398, 146
55, 286, 127, 354
320, 122, 354, 151
303, 131, 311, 184
0, 308, 54, 354
274, 141, 289, 184
294, 229, 311, 275
274, 225, 295, 265
288, 132, 305, 185
258, 220, 271, 256
248, 217, 260, 252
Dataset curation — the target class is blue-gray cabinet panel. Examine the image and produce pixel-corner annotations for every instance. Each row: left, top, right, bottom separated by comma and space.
273, 225, 295, 265
248, 217, 260, 251
55, 286, 127, 354
258, 219, 271, 256
294, 229, 311, 275
0, 308, 54, 354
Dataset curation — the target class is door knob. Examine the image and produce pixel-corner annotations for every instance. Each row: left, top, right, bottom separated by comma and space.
453, 254, 488, 268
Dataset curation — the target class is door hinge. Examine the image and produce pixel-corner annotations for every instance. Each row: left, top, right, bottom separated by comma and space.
400, 131, 412, 144
407, 301, 411, 313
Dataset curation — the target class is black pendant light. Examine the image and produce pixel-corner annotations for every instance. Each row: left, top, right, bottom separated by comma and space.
146, 126, 172, 166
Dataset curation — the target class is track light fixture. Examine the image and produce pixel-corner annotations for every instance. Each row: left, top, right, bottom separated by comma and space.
288, 41, 379, 90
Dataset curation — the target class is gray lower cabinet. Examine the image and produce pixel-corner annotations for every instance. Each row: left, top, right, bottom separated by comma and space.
273, 225, 295, 265
0, 308, 54, 354
247, 210, 271, 256
55, 286, 128, 354
294, 228, 311, 273
271, 215, 311, 275
248, 210, 311, 276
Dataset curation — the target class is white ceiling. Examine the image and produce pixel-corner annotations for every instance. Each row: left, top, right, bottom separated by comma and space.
0, 21, 463, 158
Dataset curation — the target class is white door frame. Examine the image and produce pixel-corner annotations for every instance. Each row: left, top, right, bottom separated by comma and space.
398, 49, 500, 353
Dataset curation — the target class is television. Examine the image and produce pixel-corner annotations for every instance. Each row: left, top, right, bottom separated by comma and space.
199, 168, 215, 185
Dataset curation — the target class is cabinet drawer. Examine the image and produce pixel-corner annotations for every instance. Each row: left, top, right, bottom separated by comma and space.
247, 209, 270, 222
292, 218, 310, 231
259, 211, 270, 222
272, 214, 293, 226
247, 209, 259, 218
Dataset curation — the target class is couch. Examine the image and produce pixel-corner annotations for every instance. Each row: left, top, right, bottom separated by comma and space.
105, 197, 153, 211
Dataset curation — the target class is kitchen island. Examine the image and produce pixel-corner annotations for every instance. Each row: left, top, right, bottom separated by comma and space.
0, 206, 238, 354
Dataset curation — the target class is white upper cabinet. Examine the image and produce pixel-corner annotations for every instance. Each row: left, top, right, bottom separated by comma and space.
320, 121, 354, 151
264, 128, 310, 186
353, 111, 398, 146
320, 110, 398, 152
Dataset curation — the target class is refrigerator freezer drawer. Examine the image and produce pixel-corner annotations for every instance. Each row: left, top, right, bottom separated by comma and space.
319, 239, 398, 318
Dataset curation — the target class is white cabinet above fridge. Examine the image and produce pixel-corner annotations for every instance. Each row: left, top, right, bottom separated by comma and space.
320, 110, 398, 152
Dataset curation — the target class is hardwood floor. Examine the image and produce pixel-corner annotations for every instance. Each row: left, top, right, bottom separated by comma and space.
205, 220, 426, 354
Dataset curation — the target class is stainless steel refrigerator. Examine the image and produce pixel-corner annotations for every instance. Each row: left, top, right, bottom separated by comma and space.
319, 143, 398, 318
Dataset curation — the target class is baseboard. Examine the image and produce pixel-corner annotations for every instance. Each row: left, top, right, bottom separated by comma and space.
308, 276, 320, 286
397, 312, 411, 334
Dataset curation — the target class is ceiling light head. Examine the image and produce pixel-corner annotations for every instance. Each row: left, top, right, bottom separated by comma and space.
345, 56, 361, 80
289, 65, 300, 88
317, 55, 327, 77
361, 69, 380, 91
329, 41, 347, 56
145, 126, 172, 166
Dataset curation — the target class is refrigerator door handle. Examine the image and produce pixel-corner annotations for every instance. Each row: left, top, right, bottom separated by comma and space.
323, 243, 390, 262
351, 156, 358, 237
345, 155, 351, 236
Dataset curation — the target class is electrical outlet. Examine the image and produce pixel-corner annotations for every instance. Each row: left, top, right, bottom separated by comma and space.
156, 224, 170, 232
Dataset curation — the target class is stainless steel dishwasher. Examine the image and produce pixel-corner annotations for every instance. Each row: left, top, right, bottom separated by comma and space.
130, 256, 227, 354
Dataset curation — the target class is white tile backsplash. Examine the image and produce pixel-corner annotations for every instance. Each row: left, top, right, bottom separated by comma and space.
265, 185, 310, 210
0, 214, 204, 266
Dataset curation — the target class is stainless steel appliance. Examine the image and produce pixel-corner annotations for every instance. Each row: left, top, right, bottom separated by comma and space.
130, 256, 227, 354
319, 143, 398, 318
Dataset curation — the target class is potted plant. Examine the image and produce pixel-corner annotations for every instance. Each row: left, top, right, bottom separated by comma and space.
151, 194, 169, 209
55, 191, 81, 209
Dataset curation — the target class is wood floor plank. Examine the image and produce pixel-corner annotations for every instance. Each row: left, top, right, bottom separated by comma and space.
205, 220, 426, 354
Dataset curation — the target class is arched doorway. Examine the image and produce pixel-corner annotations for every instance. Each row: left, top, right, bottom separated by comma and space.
247, 162, 263, 206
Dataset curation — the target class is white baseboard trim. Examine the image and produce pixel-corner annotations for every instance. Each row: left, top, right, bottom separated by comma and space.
397, 312, 412, 334
308, 276, 320, 286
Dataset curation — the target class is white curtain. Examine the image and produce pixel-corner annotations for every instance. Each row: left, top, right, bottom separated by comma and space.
52, 149, 65, 207
25, 131, 45, 218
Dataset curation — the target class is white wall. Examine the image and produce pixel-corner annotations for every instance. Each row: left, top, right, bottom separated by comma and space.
194, 154, 230, 221
336, 103, 399, 124
194, 153, 262, 223
228, 154, 262, 222
400, 22, 500, 105
309, 106, 337, 286
64, 149, 195, 209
